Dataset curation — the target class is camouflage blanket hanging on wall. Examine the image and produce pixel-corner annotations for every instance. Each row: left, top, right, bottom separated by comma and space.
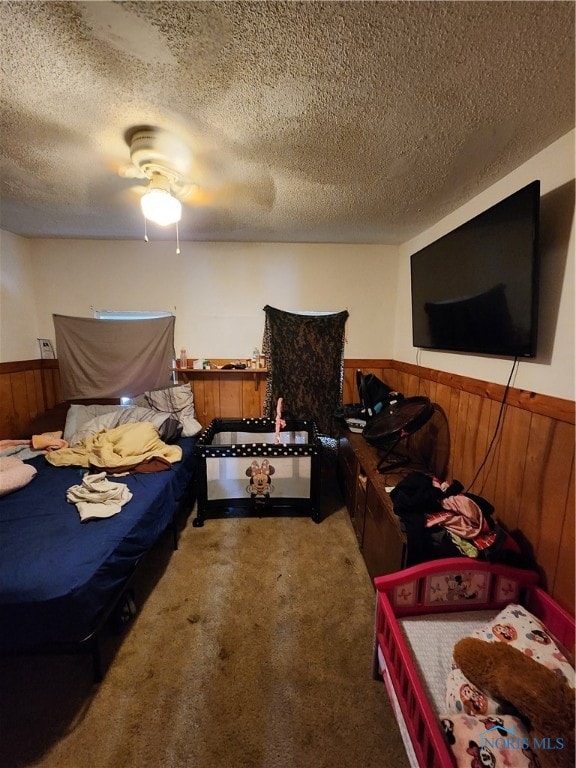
262, 305, 349, 436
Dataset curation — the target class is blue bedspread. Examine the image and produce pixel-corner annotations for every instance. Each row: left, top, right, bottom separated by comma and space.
0, 436, 196, 651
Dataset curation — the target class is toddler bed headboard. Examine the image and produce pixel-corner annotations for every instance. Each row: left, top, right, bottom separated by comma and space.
374, 557, 574, 652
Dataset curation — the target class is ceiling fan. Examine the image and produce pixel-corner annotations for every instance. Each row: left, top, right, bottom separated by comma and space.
123, 126, 194, 228
119, 125, 276, 244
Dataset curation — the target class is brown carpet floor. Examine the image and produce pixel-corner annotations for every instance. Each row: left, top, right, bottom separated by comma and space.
0, 475, 410, 768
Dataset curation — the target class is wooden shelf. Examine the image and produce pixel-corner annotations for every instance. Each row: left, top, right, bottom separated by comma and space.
172, 368, 267, 374
172, 367, 268, 390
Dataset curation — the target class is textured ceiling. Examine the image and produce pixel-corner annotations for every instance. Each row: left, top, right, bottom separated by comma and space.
0, 1, 574, 244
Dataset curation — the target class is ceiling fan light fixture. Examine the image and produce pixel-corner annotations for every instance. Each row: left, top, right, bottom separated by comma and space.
140, 173, 182, 226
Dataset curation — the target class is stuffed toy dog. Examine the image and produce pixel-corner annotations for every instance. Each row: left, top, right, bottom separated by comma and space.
454, 637, 575, 768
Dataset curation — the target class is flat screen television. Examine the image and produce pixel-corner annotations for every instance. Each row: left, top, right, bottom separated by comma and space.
410, 180, 540, 358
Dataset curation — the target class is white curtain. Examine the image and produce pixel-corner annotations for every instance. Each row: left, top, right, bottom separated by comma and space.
53, 314, 175, 400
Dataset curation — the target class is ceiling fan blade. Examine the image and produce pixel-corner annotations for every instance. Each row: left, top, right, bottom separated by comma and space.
180, 177, 276, 213
118, 163, 147, 180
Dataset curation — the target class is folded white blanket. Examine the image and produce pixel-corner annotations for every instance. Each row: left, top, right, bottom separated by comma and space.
66, 471, 133, 521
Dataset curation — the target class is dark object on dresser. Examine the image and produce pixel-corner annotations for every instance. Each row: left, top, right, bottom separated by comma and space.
362, 396, 435, 472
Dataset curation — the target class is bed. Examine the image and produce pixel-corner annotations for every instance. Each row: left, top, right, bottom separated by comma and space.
372, 558, 575, 768
0, 389, 200, 680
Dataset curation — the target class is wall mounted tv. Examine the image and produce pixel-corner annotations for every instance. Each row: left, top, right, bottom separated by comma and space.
410, 180, 540, 358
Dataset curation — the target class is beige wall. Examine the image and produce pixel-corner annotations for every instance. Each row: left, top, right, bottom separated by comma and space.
17, 241, 400, 362
0, 230, 39, 361
395, 130, 575, 401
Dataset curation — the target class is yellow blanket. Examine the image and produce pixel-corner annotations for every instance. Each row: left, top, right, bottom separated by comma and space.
45, 422, 182, 469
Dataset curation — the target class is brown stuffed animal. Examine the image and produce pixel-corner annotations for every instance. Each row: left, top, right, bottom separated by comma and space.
454, 637, 575, 768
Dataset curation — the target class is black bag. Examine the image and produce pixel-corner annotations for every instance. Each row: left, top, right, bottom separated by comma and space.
356, 370, 403, 418
334, 370, 403, 427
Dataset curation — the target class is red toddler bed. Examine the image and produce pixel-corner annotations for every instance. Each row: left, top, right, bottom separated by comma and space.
373, 558, 575, 768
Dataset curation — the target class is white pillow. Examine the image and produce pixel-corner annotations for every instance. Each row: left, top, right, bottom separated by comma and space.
445, 602, 575, 717
143, 385, 202, 437
471, 603, 575, 686
63, 404, 126, 442
114, 406, 182, 441
69, 411, 120, 446
131, 386, 194, 410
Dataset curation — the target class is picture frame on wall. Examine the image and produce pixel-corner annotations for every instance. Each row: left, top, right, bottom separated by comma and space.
38, 338, 55, 359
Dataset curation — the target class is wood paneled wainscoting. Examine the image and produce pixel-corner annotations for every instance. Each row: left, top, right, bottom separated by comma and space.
0, 360, 61, 438
0, 360, 267, 438
1, 358, 574, 614
343, 360, 575, 616
174, 363, 268, 425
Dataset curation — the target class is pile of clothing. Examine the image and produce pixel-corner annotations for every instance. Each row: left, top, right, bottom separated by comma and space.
0, 432, 69, 496
390, 472, 523, 567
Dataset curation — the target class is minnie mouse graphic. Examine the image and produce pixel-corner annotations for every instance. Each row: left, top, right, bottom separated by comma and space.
246, 459, 275, 498
492, 623, 518, 642
460, 683, 489, 716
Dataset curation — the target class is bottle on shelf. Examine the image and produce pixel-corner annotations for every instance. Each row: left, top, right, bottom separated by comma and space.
179, 348, 188, 369
252, 347, 259, 369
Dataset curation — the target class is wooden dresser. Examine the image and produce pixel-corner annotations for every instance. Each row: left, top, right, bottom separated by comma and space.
338, 431, 408, 581
338, 423, 451, 582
